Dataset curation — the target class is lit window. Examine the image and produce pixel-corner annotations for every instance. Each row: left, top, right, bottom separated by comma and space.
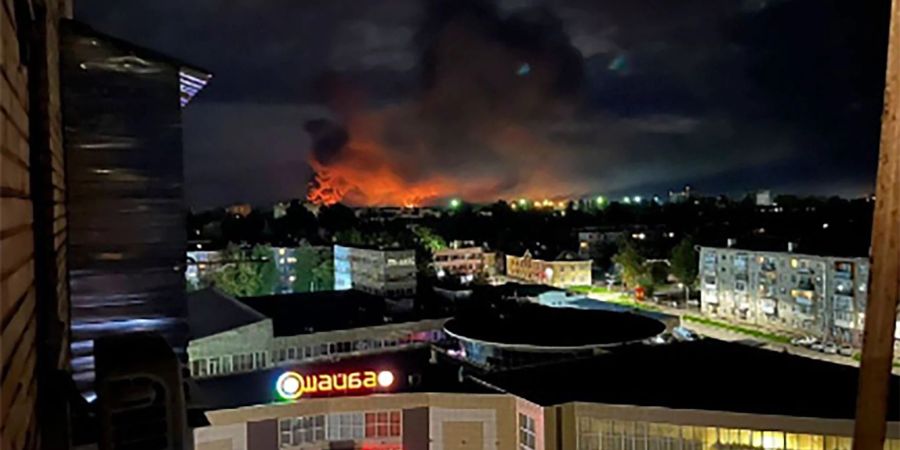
327, 413, 364, 440
519, 413, 536, 450
365, 410, 401, 438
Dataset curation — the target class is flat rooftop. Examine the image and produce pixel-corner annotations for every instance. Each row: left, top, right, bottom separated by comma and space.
477, 339, 900, 420
188, 289, 450, 339
193, 341, 900, 422
444, 303, 665, 348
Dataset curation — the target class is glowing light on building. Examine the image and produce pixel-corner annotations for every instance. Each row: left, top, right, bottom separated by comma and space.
449, 198, 461, 209
377, 370, 394, 387
595, 195, 605, 205
276, 371, 304, 400
275, 369, 396, 401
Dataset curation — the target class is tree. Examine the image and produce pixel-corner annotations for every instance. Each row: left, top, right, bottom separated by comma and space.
670, 237, 699, 299
292, 245, 334, 292
612, 239, 647, 289
413, 226, 447, 253
334, 228, 366, 246
210, 244, 278, 297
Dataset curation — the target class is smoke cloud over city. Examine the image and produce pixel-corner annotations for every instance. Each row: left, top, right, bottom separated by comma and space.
305, 1, 588, 206
78, 0, 890, 208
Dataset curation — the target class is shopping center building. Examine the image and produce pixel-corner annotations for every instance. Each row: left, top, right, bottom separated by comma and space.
186, 288, 449, 379
191, 322, 900, 450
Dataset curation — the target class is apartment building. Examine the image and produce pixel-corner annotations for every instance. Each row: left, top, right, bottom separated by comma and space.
433, 246, 484, 278
698, 245, 869, 346
334, 245, 417, 298
577, 228, 624, 257
506, 250, 592, 288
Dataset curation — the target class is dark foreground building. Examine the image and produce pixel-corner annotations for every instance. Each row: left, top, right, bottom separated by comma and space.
60, 21, 210, 393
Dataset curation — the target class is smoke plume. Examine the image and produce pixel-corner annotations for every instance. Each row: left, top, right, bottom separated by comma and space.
306, 0, 587, 206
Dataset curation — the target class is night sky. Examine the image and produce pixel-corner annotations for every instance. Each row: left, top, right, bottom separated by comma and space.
76, 0, 891, 208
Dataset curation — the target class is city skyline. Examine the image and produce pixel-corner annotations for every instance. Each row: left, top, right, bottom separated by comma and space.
77, 0, 889, 208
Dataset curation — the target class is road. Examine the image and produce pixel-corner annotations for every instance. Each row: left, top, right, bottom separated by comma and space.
583, 292, 900, 375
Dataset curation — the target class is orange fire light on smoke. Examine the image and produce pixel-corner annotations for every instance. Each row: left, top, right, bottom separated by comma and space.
306, 107, 457, 207
305, 98, 587, 207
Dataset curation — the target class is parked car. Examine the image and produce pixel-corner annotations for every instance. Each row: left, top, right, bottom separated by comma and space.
822, 343, 838, 354
838, 346, 855, 357
810, 342, 825, 351
673, 327, 700, 341
790, 336, 817, 347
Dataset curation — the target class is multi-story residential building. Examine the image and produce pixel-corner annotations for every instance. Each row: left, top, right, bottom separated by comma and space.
334, 245, 417, 298
506, 250, 592, 288
192, 342, 900, 450
186, 249, 225, 287
483, 251, 503, 277
433, 246, 484, 278
699, 245, 870, 346
186, 289, 448, 379
577, 228, 624, 256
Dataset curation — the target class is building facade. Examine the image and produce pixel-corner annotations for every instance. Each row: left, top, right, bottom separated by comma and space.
698, 246, 870, 346
193, 390, 900, 450
188, 318, 448, 379
505, 250, 591, 288
334, 245, 417, 298
433, 246, 484, 278
577, 229, 624, 257
195, 393, 545, 450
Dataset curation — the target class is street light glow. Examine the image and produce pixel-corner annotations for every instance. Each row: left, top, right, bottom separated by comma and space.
449, 198, 461, 208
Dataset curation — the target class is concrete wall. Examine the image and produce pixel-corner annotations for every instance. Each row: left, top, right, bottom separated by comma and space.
1, 1, 70, 449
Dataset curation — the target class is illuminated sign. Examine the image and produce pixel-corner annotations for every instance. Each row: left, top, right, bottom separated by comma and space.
276, 369, 395, 401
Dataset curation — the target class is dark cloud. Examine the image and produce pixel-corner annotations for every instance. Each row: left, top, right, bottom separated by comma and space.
76, 0, 890, 207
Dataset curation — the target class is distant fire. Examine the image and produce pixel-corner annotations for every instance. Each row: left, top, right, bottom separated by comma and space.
302, 3, 590, 208
305, 111, 455, 207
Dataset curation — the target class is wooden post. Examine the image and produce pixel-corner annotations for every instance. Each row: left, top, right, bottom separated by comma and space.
854, 0, 900, 447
